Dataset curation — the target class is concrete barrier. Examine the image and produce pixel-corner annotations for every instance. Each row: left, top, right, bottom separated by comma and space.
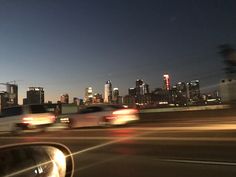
139, 105, 236, 123
140, 105, 231, 113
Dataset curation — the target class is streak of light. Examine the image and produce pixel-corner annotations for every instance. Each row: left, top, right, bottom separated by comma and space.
68, 130, 156, 157
1, 136, 236, 142
160, 159, 236, 166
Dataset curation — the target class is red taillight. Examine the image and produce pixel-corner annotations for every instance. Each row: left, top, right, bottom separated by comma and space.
22, 117, 33, 124
50, 115, 56, 122
104, 116, 117, 122
112, 109, 138, 115
105, 116, 117, 120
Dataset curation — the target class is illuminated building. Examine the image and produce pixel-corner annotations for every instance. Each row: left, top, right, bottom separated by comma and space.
136, 79, 144, 95
163, 74, 170, 90
26, 87, 44, 104
84, 87, 93, 104
60, 94, 69, 104
128, 80, 150, 106
187, 80, 200, 102
0, 83, 18, 108
73, 97, 83, 106
170, 82, 188, 106
176, 82, 187, 97
123, 95, 135, 107
93, 93, 103, 103
104, 80, 112, 103
151, 88, 170, 105
6, 84, 18, 106
140, 83, 150, 95
113, 88, 119, 104
128, 88, 136, 96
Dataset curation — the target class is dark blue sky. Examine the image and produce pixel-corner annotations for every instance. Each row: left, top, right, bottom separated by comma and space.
1, 0, 236, 103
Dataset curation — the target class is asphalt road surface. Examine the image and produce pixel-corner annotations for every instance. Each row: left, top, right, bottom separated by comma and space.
1, 119, 236, 177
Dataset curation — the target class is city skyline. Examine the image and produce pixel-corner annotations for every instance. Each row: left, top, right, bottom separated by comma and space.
0, 2, 235, 176
0, 75, 210, 104
1, 1, 236, 103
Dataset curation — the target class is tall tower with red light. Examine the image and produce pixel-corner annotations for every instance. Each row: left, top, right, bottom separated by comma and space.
163, 74, 170, 90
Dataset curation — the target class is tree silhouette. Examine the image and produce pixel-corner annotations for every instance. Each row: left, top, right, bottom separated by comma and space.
219, 44, 236, 78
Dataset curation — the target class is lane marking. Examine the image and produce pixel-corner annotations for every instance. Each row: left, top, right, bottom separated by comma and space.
127, 125, 236, 131
48, 124, 236, 132
161, 159, 236, 166
69, 131, 157, 157
1, 136, 236, 142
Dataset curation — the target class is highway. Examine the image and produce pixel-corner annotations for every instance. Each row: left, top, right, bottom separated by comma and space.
1, 119, 236, 177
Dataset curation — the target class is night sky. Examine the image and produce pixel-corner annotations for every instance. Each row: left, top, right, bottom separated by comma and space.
1, 0, 236, 103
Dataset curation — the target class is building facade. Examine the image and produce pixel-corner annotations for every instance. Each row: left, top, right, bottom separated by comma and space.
6, 84, 18, 106
104, 80, 112, 103
0, 83, 18, 111
0, 92, 9, 112
128, 88, 136, 96
170, 82, 188, 106
84, 87, 93, 104
135, 79, 144, 95
140, 83, 150, 95
113, 88, 119, 104
187, 80, 201, 103
26, 87, 44, 105
60, 94, 69, 104
93, 93, 103, 103
163, 74, 170, 90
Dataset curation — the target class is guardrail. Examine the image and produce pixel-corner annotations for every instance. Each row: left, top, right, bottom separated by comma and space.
140, 105, 231, 114
139, 104, 236, 122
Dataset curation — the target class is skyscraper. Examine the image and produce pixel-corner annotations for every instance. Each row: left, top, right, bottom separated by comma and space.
128, 88, 136, 96
171, 82, 188, 105
187, 80, 200, 101
113, 88, 119, 103
136, 79, 144, 95
163, 74, 170, 90
26, 87, 44, 104
73, 97, 81, 105
0, 83, 18, 108
93, 93, 103, 103
140, 83, 150, 95
176, 82, 187, 97
60, 94, 69, 104
84, 87, 93, 104
104, 80, 112, 103
6, 84, 18, 106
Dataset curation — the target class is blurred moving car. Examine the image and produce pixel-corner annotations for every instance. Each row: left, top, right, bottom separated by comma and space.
0, 104, 56, 134
65, 104, 139, 128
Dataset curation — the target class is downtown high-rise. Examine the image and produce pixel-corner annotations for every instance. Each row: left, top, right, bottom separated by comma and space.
26, 87, 44, 105
163, 74, 170, 90
104, 80, 112, 103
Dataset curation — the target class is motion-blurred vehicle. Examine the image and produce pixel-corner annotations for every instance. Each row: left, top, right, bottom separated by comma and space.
65, 104, 139, 128
0, 142, 74, 177
0, 104, 56, 134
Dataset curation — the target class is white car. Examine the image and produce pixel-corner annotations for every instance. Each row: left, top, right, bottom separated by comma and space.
0, 104, 56, 134
66, 104, 139, 128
